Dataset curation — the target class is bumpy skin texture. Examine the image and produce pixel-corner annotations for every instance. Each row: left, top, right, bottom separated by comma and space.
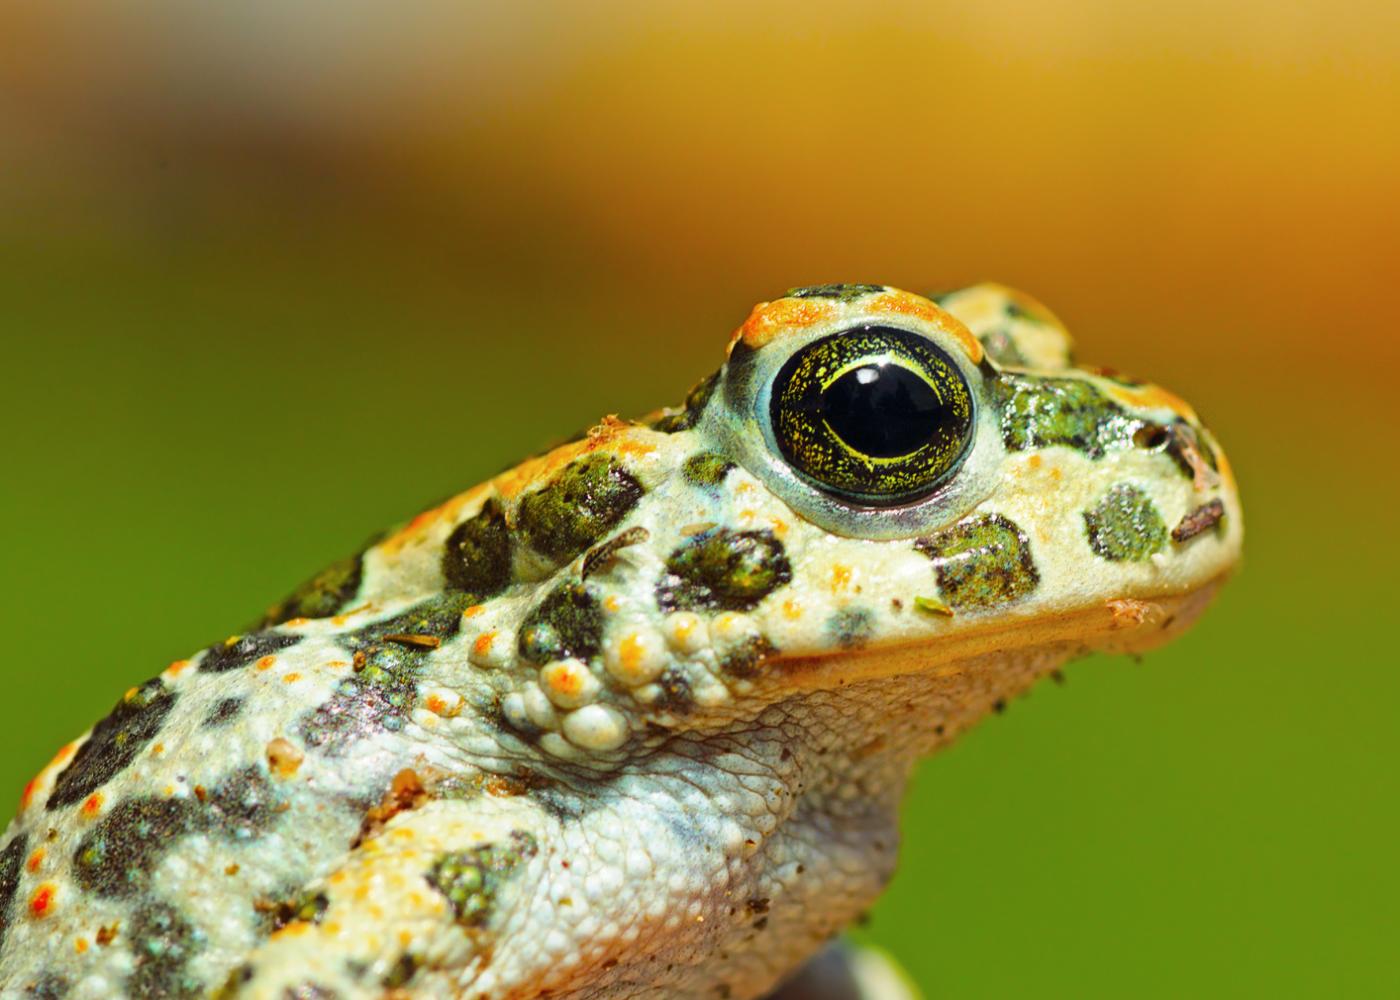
0, 285, 1242, 999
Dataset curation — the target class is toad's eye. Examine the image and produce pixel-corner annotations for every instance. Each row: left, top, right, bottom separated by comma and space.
769, 325, 975, 506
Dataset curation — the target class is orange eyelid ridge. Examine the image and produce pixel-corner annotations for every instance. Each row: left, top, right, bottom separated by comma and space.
865, 290, 984, 365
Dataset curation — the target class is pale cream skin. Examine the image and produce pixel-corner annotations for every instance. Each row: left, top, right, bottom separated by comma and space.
0, 284, 1240, 999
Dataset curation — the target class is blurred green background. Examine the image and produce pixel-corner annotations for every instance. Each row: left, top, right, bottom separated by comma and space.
1, 2, 1396, 995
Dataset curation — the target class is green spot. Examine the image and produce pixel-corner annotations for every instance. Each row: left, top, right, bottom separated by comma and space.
913, 595, 953, 617
914, 514, 1040, 611
264, 889, 330, 933
992, 374, 1139, 459
681, 452, 735, 489
442, 497, 513, 597
656, 529, 793, 612
650, 370, 721, 433
517, 454, 644, 565
426, 831, 537, 928
517, 580, 603, 664
126, 902, 205, 999
1083, 484, 1168, 562
786, 283, 885, 302
259, 551, 364, 627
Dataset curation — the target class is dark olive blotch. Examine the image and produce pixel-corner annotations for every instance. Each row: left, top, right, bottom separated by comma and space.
681, 452, 735, 489
47, 678, 177, 811
442, 497, 513, 597
915, 514, 1040, 610
259, 552, 364, 628
206, 766, 281, 842
992, 374, 1139, 459
201, 632, 302, 674
73, 796, 196, 897
829, 607, 874, 649
518, 580, 604, 664
786, 284, 885, 302
656, 528, 792, 613
300, 592, 474, 753
1084, 483, 1169, 562
126, 901, 205, 999
517, 454, 644, 565
425, 831, 537, 928
0, 834, 28, 948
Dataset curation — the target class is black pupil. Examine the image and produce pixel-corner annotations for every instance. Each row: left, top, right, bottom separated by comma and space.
820, 361, 948, 458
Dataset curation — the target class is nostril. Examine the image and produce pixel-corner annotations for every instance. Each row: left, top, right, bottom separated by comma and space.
1133, 424, 1171, 451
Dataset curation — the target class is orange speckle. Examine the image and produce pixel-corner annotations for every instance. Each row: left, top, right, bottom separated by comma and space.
462, 604, 486, 619
615, 438, 657, 459
53, 742, 77, 765
256, 656, 277, 671
737, 297, 836, 349
81, 793, 104, 819
425, 695, 448, 715
151, 743, 164, 755
769, 518, 788, 538
398, 929, 414, 947
25, 848, 45, 873
225, 863, 239, 875
266, 738, 304, 778
603, 595, 622, 613
472, 632, 497, 656
323, 660, 349, 670
28, 883, 56, 918
618, 635, 645, 672
19, 778, 40, 812
271, 921, 310, 940
830, 564, 853, 594
281, 673, 302, 684
74, 937, 89, 954
548, 665, 583, 696
282, 617, 310, 628
329, 871, 348, 885
1027, 454, 1043, 469
782, 599, 804, 621
323, 920, 342, 936
163, 659, 191, 678
162, 785, 176, 797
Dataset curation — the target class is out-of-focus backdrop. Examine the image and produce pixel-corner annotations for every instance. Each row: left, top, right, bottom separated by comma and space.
2, 2, 1396, 995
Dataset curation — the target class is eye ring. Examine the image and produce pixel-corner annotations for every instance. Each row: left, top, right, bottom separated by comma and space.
768, 325, 975, 506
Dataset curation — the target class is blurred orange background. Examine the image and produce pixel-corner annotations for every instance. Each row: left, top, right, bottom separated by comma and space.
1, 2, 1396, 996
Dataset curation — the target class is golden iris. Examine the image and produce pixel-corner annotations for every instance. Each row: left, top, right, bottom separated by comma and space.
770, 326, 974, 505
